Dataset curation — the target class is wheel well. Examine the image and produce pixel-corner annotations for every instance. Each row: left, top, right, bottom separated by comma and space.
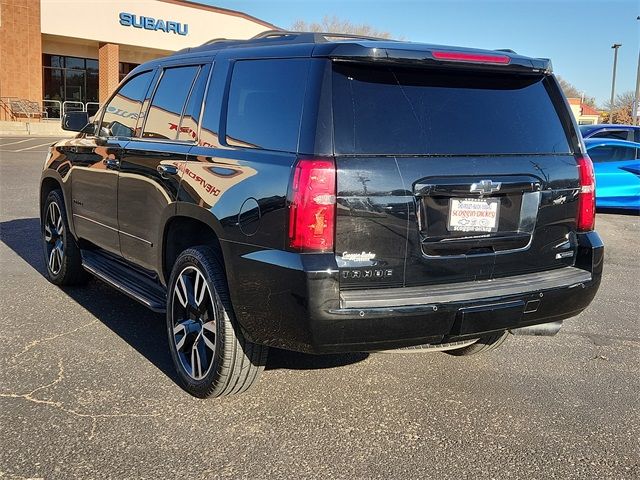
163, 216, 223, 283
40, 177, 62, 213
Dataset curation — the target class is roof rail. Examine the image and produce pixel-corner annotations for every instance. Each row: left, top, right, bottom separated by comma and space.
202, 38, 236, 45
192, 30, 392, 52
252, 30, 392, 42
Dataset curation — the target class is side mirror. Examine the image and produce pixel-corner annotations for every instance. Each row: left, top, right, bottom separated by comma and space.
61, 111, 89, 132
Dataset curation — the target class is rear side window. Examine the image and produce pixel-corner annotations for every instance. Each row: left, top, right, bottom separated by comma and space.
142, 66, 199, 140
332, 64, 571, 155
101, 70, 154, 137
588, 146, 637, 163
225, 59, 309, 152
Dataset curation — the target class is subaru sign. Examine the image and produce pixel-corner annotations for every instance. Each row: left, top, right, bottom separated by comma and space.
119, 12, 189, 36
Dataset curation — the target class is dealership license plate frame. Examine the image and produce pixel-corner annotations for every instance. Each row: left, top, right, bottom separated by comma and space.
447, 197, 500, 233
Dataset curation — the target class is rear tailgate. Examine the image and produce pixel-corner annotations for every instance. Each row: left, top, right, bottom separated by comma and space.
331, 61, 581, 290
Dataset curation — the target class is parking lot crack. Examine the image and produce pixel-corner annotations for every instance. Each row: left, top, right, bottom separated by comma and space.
0, 359, 160, 440
11, 319, 99, 361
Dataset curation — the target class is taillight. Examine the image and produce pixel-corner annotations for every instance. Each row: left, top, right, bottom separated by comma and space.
432, 51, 511, 64
576, 155, 596, 231
288, 158, 336, 252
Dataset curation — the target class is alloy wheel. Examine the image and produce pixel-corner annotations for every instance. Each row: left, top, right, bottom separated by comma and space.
44, 201, 64, 275
171, 266, 217, 380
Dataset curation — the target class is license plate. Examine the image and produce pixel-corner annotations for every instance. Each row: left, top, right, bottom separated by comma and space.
448, 197, 500, 233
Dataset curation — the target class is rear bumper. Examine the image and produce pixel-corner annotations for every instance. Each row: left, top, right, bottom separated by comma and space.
225, 231, 603, 353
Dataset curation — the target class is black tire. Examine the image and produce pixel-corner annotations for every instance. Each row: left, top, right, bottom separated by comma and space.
41, 189, 88, 286
166, 246, 268, 398
444, 331, 509, 356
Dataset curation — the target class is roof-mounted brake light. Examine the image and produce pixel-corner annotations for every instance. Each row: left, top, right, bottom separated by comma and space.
432, 51, 511, 65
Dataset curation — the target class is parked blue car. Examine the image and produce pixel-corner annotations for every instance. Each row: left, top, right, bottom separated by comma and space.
584, 138, 640, 211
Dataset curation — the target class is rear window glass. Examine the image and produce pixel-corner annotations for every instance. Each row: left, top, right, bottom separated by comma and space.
332, 63, 571, 155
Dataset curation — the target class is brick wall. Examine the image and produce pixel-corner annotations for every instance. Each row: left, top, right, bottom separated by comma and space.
98, 43, 120, 104
0, 0, 43, 120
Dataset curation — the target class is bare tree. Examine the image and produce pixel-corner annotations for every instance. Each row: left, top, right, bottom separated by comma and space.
556, 76, 596, 107
602, 91, 634, 125
291, 15, 394, 39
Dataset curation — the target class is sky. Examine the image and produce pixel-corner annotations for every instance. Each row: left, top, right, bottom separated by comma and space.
202, 0, 639, 106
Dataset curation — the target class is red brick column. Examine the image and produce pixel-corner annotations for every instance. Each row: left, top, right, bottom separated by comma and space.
98, 43, 120, 103
0, 0, 43, 120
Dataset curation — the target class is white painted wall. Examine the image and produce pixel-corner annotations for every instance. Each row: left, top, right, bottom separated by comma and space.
41, 0, 272, 51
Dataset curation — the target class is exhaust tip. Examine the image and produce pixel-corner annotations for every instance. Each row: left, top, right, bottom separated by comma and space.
509, 320, 563, 337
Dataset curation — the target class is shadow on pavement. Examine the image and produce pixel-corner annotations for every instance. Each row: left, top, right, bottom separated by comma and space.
0, 217, 367, 384
596, 207, 639, 216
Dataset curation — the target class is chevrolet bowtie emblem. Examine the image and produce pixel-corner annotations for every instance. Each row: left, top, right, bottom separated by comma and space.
470, 179, 501, 197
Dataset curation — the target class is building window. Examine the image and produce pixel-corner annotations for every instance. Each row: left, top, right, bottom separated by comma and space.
43, 54, 99, 117
119, 62, 139, 82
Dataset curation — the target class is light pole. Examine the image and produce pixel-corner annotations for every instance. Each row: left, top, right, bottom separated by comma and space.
634, 16, 640, 126
609, 43, 622, 124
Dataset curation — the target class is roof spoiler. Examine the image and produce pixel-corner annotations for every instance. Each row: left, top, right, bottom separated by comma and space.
315, 45, 553, 74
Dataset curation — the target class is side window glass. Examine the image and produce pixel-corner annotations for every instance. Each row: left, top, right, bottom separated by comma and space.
592, 130, 629, 141
142, 66, 199, 140
619, 147, 636, 161
225, 59, 309, 152
178, 64, 211, 142
589, 146, 614, 163
101, 70, 154, 137
589, 146, 635, 163
199, 65, 225, 148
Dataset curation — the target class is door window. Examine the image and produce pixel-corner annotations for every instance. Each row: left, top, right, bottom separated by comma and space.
100, 70, 154, 138
588, 145, 636, 163
177, 64, 211, 142
142, 66, 199, 140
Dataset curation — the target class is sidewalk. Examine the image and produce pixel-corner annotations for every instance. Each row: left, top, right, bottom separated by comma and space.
0, 120, 66, 136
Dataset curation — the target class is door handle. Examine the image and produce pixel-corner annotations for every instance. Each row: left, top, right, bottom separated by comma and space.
157, 164, 179, 179
103, 158, 119, 170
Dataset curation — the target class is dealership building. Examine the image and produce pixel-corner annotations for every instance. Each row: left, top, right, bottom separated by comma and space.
0, 0, 275, 121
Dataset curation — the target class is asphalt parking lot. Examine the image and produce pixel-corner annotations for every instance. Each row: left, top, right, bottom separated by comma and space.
1, 136, 638, 479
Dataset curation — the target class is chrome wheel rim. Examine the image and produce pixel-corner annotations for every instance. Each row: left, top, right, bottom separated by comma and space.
44, 201, 64, 275
171, 266, 216, 380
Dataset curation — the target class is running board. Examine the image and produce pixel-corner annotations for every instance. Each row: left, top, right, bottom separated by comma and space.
81, 249, 167, 313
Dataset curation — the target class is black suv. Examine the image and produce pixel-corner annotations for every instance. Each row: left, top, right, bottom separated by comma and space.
41, 31, 603, 398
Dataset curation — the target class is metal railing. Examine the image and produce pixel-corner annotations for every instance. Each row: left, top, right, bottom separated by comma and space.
1, 98, 102, 122
85, 102, 101, 118
41, 100, 102, 121
42, 100, 62, 120
62, 100, 84, 116
1, 96, 48, 120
